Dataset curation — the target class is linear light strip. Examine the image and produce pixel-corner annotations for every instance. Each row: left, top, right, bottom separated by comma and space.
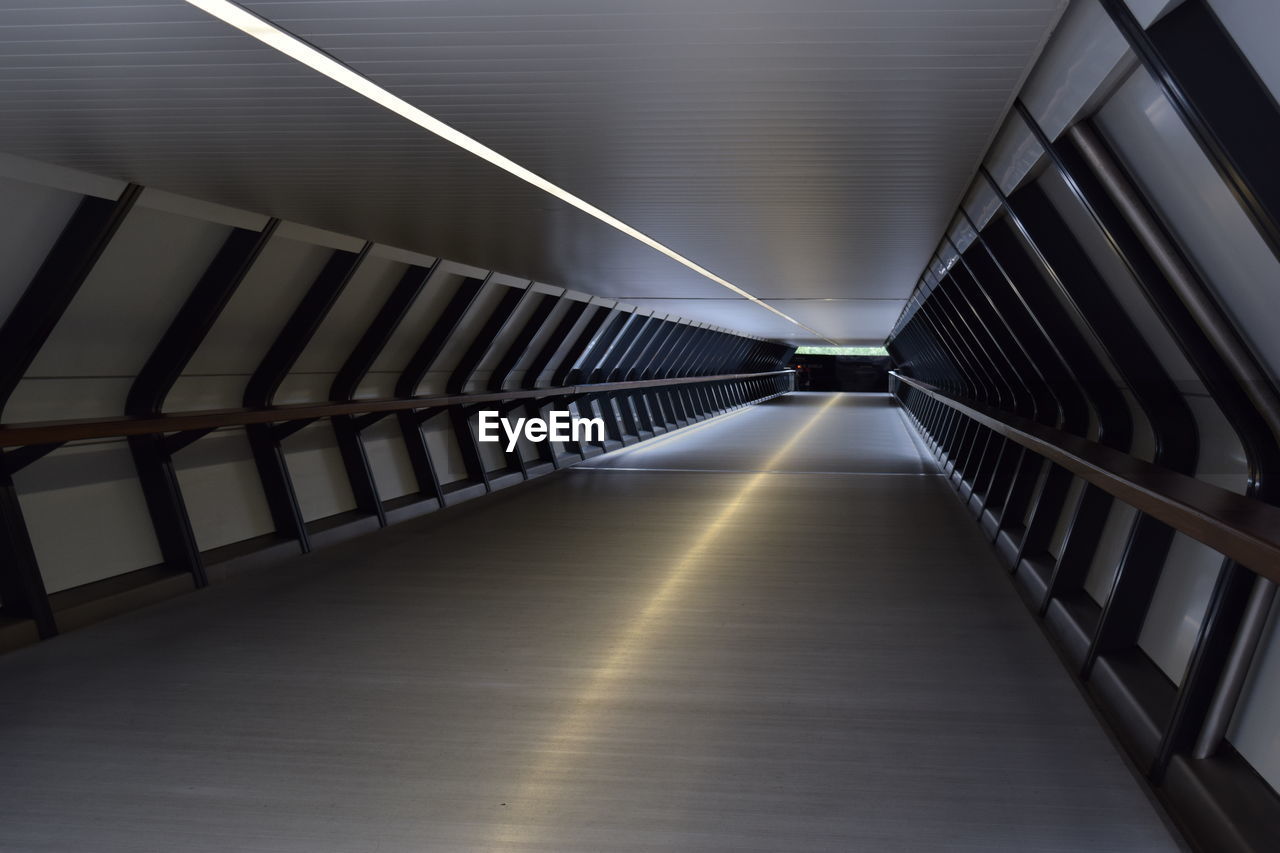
183, 0, 838, 345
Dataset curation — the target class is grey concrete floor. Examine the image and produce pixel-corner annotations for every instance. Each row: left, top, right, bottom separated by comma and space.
0, 393, 1182, 851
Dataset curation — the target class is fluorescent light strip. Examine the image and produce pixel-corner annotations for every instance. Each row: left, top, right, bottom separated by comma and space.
183, 0, 837, 345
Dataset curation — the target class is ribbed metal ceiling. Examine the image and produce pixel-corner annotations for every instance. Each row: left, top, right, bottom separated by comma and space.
0, 0, 1065, 343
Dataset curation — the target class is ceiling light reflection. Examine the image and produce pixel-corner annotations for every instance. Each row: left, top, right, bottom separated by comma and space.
183, 0, 839, 344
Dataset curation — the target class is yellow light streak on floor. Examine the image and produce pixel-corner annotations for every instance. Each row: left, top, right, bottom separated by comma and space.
486, 393, 842, 849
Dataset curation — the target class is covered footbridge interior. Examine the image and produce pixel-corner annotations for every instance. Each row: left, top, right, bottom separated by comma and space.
1, 1, 1279, 850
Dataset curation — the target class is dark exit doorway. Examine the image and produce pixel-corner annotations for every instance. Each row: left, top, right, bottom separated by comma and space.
790, 354, 891, 392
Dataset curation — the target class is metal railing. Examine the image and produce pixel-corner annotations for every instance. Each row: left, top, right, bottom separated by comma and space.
891, 372, 1280, 580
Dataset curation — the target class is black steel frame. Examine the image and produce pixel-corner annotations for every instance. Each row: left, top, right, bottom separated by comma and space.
888, 29, 1280, 839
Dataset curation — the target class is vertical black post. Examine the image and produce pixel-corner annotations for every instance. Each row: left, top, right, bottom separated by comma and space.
392, 274, 489, 498
570, 308, 634, 385
1001, 115, 1198, 668
330, 258, 440, 507
129, 222, 281, 415
521, 398, 558, 467
612, 314, 661, 432
550, 305, 610, 387
244, 243, 373, 549
127, 220, 280, 587
395, 274, 489, 398
243, 244, 374, 408
1059, 120, 1280, 771
0, 466, 56, 638
0, 184, 143, 405
398, 410, 445, 505
448, 282, 533, 473
447, 282, 531, 394
977, 208, 1134, 583
522, 300, 589, 390
1097, 0, 1280, 261
628, 317, 677, 380
0, 182, 143, 637
489, 292, 561, 392
596, 314, 654, 382
450, 407, 492, 491
331, 260, 440, 401
331, 261, 441, 509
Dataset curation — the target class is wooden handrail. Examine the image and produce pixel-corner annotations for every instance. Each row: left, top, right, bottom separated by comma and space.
892, 372, 1280, 583
0, 370, 793, 448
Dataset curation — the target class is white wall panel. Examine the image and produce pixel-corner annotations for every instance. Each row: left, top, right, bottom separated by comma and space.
5, 378, 136, 428
0, 176, 81, 329
162, 376, 247, 415
8, 205, 231, 420
1015, 180, 1133, 400
1082, 501, 1139, 606
13, 442, 162, 593
562, 304, 624, 381
424, 419, 468, 486
173, 429, 276, 552
511, 294, 573, 377
1138, 533, 1222, 684
271, 375, 331, 407
414, 277, 509, 396
1187, 396, 1247, 493
168, 235, 334, 411
1023, 122, 1251, 497
1032, 159, 1237, 693
475, 428, 509, 473
470, 285, 555, 389
1093, 64, 1280, 791
530, 296, 607, 387
359, 268, 471, 399
1037, 168, 1199, 389
1095, 70, 1280, 383
275, 253, 410, 404
516, 435, 543, 466
362, 418, 418, 503
282, 423, 357, 523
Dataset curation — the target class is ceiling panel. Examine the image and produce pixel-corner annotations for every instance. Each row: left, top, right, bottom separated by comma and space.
625, 297, 907, 344
763, 298, 909, 344
0, 0, 1066, 343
